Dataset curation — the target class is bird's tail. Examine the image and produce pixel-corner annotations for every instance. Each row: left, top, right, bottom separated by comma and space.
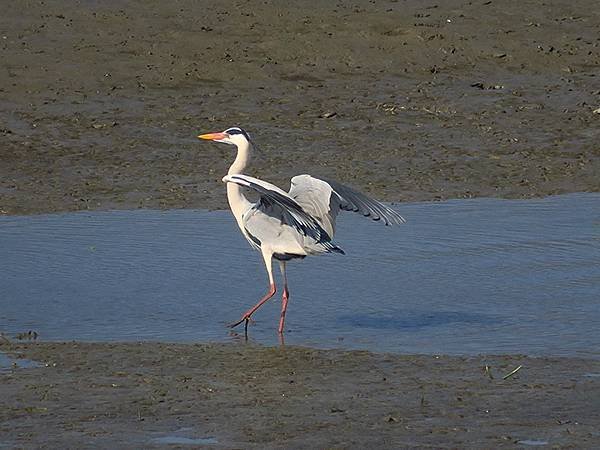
330, 245, 345, 255
303, 237, 345, 256
323, 240, 345, 255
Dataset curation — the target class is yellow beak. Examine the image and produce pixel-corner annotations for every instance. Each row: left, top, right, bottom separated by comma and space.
198, 132, 227, 140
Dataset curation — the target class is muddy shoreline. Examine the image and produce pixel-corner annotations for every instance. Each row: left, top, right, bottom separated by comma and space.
1, 0, 599, 215
1, 341, 600, 448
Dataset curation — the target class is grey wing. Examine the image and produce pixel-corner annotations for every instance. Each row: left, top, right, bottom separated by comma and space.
289, 175, 405, 235
224, 174, 333, 243
324, 178, 406, 226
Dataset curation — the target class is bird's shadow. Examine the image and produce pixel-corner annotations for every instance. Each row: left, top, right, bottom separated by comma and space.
336, 310, 499, 331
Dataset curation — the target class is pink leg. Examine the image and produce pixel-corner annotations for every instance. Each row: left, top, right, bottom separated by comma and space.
229, 283, 276, 329
278, 285, 289, 334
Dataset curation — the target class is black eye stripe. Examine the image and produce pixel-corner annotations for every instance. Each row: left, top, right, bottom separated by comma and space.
225, 127, 251, 140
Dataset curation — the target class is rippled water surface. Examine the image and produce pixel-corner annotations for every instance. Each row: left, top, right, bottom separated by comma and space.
1, 193, 599, 357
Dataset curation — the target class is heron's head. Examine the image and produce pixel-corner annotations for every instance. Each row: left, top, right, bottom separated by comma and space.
197, 127, 251, 147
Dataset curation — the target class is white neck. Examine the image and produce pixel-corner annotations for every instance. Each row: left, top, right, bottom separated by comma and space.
227, 138, 251, 175
226, 139, 252, 227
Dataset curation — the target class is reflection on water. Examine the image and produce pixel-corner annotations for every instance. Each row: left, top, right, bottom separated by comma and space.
1, 193, 599, 357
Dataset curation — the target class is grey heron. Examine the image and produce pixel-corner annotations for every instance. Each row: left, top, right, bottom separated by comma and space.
198, 127, 405, 334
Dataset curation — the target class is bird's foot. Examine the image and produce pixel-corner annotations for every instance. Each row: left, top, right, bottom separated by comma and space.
227, 315, 254, 329
228, 316, 254, 341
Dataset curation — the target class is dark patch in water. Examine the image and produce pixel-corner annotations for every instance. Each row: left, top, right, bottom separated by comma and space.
337, 311, 495, 331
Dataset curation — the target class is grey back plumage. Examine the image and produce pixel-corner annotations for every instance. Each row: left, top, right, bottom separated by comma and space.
289, 175, 340, 238
224, 174, 343, 255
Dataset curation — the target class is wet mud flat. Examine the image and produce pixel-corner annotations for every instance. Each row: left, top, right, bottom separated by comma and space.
1, 342, 599, 448
1, 0, 600, 215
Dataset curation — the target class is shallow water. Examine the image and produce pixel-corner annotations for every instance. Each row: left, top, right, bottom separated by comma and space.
0, 353, 42, 372
1, 193, 599, 357
517, 440, 550, 446
148, 436, 218, 446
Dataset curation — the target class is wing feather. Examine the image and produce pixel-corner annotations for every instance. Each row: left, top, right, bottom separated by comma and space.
325, 178, 406, 226
289, 174, 405, 230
